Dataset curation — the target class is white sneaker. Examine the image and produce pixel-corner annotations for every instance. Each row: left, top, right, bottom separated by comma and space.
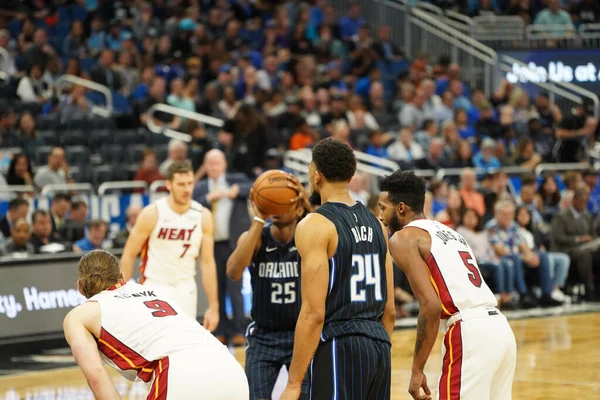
551, 289, 566, 302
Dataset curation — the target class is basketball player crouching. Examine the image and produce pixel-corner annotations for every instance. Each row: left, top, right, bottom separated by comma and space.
63, 249, 249, 399
120, 161, 219, 331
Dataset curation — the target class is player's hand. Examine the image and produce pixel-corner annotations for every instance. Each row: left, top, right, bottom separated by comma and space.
228, 184, 240, 199
250, 188, 270, 220
203, 307, 219, 332
206, 188, 227, 202
286, 173, 313, 212
408, 370, 432, 400
280, 384, 301, 400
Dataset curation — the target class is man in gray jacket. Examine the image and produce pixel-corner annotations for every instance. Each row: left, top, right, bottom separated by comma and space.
551, 186, 597, 301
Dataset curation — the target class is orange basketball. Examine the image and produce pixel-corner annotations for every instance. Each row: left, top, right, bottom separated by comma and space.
252, 170, 298, 216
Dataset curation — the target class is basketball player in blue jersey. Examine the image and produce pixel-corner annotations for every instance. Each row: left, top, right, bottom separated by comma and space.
281, 138, 396, 400
227, 174, 311, 400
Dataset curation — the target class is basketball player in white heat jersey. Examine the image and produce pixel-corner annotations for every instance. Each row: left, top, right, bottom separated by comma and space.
120, 160, 219, 331
378, 171, 516, 400
64, 249, 249, 399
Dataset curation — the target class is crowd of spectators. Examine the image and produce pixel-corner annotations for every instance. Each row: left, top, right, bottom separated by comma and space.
0, 0, 598, 316
420, 0, 600, 29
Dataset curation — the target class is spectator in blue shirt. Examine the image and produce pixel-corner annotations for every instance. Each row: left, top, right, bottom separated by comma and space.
473, 138, 502, 171
73, 220, 108, 253
105, 21, 132, 52
364, 129, 390, 159
582, 169, 600, 216
338, 2, 366, 40
534, 0, 575, 35
486, 200, 560, 308
87, 15, 106, 56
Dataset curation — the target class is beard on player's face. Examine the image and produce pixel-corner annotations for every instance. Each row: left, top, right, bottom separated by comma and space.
388, 211, 403, 235
309, 191, 322, 206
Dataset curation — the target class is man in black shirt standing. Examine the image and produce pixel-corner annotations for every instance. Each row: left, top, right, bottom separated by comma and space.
553, 101, 598, 163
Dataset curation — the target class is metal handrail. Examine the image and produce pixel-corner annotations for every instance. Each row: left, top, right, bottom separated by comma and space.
40, 183, 94, 196
411, 7, 498, 62
579, 23, 600, 38
149, 180, 167, 194
535, 163, 590, 176
146, 104, 224, 143
98, 181, 148, 195
525, 24, 577, 39
413, 1, 443, 16
55, 74, 113, 117
353, 150, 400, 173
444, 10, 474, 34
0, 185, 35, 193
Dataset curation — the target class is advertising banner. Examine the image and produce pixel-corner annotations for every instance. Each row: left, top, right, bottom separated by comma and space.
0, 254, 209, 344
499, 49, 600, 95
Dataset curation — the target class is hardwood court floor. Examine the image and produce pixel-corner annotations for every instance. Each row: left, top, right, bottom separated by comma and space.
0, 313, 598, 400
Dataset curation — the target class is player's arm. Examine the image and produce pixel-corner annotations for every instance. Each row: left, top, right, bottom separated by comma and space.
285, 214, 333, 395
120, 205, 157, 281
200, 208, 219, 331
389, 229, 441, 374
226, 228, 262, 281
64, 304, 121, 400
379, 220, 396, 339
227, 189, 267, 280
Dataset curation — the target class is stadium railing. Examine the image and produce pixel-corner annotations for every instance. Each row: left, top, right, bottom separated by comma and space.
98, 181, 148, 195
340, 0, 600, 119
40, 183, 94, 196
146, 103, 224, 143
55, 74, 113, 118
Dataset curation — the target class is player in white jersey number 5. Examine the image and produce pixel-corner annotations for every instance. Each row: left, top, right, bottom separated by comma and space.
378, 171, 516, 400
64, 250, 249, 399
120, 160, 219, 331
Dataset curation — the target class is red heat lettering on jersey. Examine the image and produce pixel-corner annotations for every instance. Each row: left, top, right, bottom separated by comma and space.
157, 226, 197, 241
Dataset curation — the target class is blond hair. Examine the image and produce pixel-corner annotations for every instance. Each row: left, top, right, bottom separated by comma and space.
77, 249, 121, 298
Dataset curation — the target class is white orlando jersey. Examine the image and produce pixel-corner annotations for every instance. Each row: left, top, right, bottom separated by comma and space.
141, 198, 204, 283
405, 219, 497, 319
89, 282, 224, 383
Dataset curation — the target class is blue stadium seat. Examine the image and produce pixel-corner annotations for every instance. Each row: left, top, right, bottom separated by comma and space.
154, 144, 168, 163
90, 116, 115, 130
88, 129, 113, 149
36, 130, 59, 146
65, 118, 90, 130
56, 21, 71, 38
92, 165, 114, 186
80, 58, 97, 72
100, 144, 125, 164
125, 144, 147, 164
35, 146, 54, 166
112, 92, 132, 114
114, 130, 140, 146
8, 20, 21, 39
61, 130, 87, 147
65, 145, 90, 169
57, 7, 71, 23
72, 5, 87, 21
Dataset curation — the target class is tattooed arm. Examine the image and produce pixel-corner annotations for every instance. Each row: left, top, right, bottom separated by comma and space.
389, 228, 441, 400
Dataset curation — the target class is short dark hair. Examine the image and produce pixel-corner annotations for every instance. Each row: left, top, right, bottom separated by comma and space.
8, 197, 28, 211
311, 138, 356, 183
89, 219, 108, 229
32, 209, 49, 223
380, 170, 426, 213
71, 200, 88, 211
582, 168, 598, 179
52, 193, 71, 203
521, 173, 537, 187
166, 160, 193, 181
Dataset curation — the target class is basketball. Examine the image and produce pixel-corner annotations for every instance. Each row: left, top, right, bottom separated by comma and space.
252, 170, 298, 216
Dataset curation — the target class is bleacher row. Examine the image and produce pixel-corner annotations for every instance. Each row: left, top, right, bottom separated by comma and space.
5, 115, 173, 187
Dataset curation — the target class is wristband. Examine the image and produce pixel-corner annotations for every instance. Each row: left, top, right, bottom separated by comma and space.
254, 216, 266, 224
